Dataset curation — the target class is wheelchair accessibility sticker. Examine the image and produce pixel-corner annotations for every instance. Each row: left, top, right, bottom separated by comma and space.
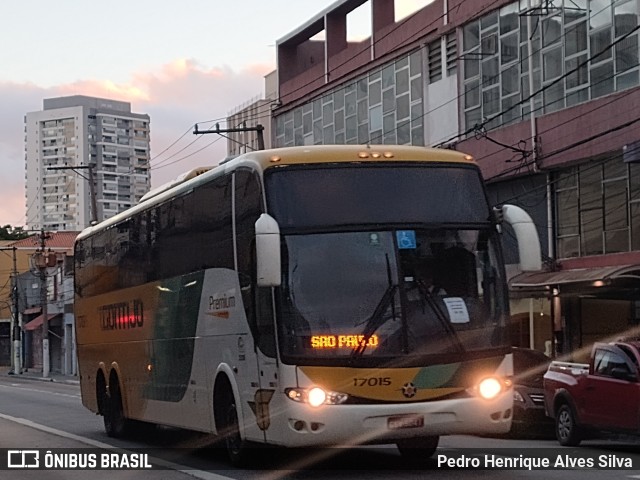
396, 230, 417, 249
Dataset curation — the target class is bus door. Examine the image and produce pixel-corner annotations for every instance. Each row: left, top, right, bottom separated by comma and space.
234, 169, 279, 442
253, 296, 279, 438
234, 261, 279, 443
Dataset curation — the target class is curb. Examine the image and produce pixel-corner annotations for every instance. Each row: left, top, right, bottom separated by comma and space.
5, 370, 80, 386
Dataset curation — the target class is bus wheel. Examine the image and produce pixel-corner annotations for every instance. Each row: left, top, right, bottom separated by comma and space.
396, 436, 439, 462
104, 379, 129, 438
223, 401, 251, 466
556, 404, 581, 446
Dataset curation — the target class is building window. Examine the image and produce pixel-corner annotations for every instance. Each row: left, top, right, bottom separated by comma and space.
428, 39, 443, 83
462, 0, 640, 133
554, 153, 636, 259
274, 50, 424, 148
446, 33, 458, 74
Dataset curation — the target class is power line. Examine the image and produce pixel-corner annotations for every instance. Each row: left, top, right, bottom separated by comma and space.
142, 2, 618, 173
107, 3, 630, 180
435, 22, 640, 149
152, 135, 224, 171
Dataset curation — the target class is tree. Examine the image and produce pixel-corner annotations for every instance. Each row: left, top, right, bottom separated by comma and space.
0, 225, 30, 240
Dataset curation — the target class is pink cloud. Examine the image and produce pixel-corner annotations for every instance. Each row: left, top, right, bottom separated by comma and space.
0, 60, 272, 226
0, 182, 25, 227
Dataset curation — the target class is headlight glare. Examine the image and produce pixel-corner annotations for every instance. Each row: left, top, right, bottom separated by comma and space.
478, 377, 503, 400
285, 387, 349, 406
307, 387, 327, 407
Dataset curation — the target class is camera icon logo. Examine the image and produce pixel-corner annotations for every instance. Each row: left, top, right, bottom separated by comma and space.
7, 450, 40, 468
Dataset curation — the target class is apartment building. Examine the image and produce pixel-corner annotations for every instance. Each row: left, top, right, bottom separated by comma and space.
269, 0, 640, 357
25, 95, 151, 231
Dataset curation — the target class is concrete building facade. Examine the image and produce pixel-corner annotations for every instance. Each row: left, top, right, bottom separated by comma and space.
25, 95, 151, 231
0, 232, 77, 375
226, 71, 278, 156
269, 0, 640, 359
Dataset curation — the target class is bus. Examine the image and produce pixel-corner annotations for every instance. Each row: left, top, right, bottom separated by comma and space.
74, 145, 541, 465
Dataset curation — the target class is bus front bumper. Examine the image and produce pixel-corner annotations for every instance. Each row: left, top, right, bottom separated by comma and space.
269, 391, 513, 447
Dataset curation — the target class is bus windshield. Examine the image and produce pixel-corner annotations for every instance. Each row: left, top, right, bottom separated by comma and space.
265, 163, 507, 366
276, 228, 508, 366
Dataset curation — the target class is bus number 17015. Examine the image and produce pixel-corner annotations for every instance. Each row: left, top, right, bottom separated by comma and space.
353, 377, 392, 387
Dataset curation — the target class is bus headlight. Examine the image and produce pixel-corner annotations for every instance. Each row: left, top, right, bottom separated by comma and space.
467, 376, 511, 400
478, 377, 502, 399
307, 387, 326, 407
285, 387, 349, 407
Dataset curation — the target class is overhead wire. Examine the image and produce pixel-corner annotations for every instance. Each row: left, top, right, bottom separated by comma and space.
434, 13, 640, 149
189, 0, 507, 147
23, 2, 639, 231
228, 0, 618, 164
129, 1, 628, 172
273, 1, 464, 105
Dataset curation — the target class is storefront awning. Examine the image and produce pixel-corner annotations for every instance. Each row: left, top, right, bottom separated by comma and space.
510, 264, 640, 289
23, 313, 61, 331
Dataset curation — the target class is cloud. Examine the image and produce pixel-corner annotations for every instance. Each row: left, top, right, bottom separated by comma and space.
0, 82, 49, 226
0, 59, 272, 226
0, 183, 25, 228
62, 58, 273, 185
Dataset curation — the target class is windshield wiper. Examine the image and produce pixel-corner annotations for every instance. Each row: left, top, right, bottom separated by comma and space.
415, 282, 465, 353
352, 254, 398, 357
351, 283, 398, 357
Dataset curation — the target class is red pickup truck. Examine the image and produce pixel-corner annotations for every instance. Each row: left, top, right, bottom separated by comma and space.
543, 340, 640, 446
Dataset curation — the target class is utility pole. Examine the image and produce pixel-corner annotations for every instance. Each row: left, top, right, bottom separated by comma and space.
0, 246, 20, 374
194, 123, 265, 151
34, 230, 52, 378
11, 247, 19, 374
47, 165, 98, 225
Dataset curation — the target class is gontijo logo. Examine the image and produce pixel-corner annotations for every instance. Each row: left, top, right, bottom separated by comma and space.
99, 300, 144, 331
8, 450, 39, 468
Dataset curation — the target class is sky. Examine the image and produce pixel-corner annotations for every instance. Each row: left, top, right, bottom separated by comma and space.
0, 1, 430, 228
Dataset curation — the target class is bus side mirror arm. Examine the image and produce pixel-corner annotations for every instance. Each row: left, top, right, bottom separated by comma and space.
255, 214, 282, 287
497, 204, 542, 272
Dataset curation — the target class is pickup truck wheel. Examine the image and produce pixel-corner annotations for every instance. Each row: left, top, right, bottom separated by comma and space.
556, 404, 581, 446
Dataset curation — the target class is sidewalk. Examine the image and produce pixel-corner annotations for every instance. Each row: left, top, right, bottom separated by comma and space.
0, 365, 80, 385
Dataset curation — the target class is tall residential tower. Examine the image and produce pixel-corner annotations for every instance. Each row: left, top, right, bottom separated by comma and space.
25, 96, 151, 231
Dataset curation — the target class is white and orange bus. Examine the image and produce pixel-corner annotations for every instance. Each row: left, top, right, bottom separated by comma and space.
74, 145, 541, 465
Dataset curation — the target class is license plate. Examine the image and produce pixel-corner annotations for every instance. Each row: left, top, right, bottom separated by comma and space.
388, 414, 424, 430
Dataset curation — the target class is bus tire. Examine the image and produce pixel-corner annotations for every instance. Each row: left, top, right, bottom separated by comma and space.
555, 404, 581, 446
214, 380, 251, 467
96, 371, 107, 416
396, 436, 439, 463
223, 400, 252, 466
103, 376, 130, 438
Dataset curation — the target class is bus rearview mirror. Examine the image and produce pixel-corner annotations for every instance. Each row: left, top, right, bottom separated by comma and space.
255, 213, 282, 287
